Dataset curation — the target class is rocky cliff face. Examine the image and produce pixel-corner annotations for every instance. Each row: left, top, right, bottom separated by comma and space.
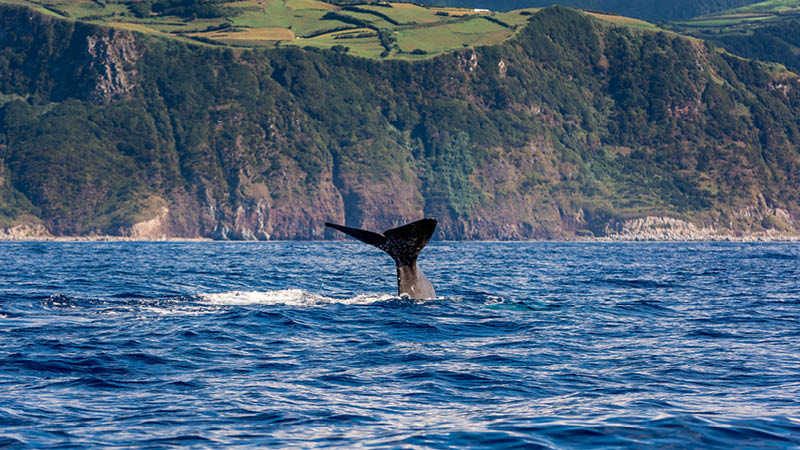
85, 30, 140, 104
0, 8, 138, 103
0, 222, 51, 239
602, 212, 800, 241
1, 5, 799, 240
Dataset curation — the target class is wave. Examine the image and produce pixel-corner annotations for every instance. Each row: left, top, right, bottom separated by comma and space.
199, 289, 398, 307
748, 252, 798, 260
595, 278, 673, 289
36, 291, 450, 317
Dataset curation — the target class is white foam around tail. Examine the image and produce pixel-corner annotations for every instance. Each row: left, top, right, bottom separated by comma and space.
199, 289, 395, 306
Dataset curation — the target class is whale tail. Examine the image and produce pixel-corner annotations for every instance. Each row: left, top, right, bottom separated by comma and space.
325, 218, 437, 266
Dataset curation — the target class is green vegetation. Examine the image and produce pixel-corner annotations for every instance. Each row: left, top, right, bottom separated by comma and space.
422, 131, 482, 218
394, 17, 508, 55
584, 11, 661, 31
725, 0, 800, 13
672, 0, 800, 27
668, 0, 800, 72
0, 5, 798, 238
0, 0, 534, 59
0, 0, 687, 60
410, 0, 764, 21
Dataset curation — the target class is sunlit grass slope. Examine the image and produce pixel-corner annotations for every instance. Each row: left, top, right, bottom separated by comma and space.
673, 0, 800, 29
0, 0, 663, 59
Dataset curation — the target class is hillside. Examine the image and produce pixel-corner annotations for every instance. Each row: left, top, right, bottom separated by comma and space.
410, 0, 763, 21
0, 0, 542, 59
669, 0, 800, 73
1, 4, 799, 240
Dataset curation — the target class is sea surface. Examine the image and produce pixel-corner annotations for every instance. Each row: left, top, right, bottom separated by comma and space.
1, 241, 799, 448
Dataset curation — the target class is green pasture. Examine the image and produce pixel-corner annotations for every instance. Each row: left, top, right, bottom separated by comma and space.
226, 0, 352, 37
494, 8, 542, 28
338, 9, 395, 28
671, 0, 800, 31
226, 0, 297, 28
286, 0, 335, 11
723, 0, 800, 14
55, 0, 128, 19
428, 6, 484, 17
586, 11, 661, 31
357, 3, 441, 24
290, 30, 385, 58
195, 26, 295, 43
394, 17, 510, 55
0, 0, 674, 60
676, 14, 778, 28
0, 0, 56, 14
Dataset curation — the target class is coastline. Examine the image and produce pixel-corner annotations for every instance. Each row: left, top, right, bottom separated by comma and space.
1, 235, 798, 243
2, 215, 798, 243
0, 235, 214, 242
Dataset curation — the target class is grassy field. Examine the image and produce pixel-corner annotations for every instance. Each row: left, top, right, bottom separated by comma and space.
671, 0, 800, 30
724, 0, 800, 14
662, 0, 800, 73
585, 12, 661, 31
193, 27, 296, 44
395, 17, 510, 55
0, 0, 665, 59
290, 29, 386, 58
358, 3, 442, 24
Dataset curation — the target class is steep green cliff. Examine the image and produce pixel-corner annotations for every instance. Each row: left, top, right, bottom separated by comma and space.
1, 5, 799, 239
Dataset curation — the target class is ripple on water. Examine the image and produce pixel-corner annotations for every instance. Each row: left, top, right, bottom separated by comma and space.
0, 242, 798, 448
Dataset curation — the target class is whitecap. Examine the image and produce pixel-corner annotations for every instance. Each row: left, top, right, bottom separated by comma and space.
198, 289, 396, 307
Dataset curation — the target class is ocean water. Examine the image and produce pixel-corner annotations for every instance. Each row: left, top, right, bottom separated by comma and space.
1, 241, 799, 448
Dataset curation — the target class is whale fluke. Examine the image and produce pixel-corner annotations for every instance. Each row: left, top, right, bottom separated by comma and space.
325, 219, 437, 299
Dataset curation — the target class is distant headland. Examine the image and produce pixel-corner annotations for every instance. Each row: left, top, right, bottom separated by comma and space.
1, 4, 799, 241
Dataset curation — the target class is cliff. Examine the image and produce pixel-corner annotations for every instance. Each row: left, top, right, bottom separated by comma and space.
1, 5, 799, 240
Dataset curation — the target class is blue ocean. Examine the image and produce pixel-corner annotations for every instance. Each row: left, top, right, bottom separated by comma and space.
1, 241, 799, 448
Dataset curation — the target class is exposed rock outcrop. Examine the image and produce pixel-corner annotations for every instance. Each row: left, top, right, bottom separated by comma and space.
85, 30, 140, 103
0, 223, 52, 239
126, 206, 169, 240
603, 214, 800, 241
604, 216, 720, 241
